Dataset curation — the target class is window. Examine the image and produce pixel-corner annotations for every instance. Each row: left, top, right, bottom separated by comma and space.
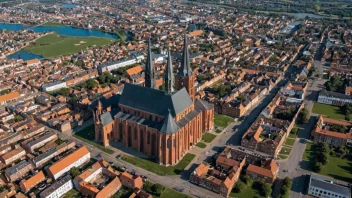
134, 128, 137, 140
147, 131, 150, 144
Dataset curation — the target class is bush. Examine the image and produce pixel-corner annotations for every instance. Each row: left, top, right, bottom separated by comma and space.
143, 181, 164, 197
312, 161, 323, 173
70, 167, 80, 178
262, 182, 272, 197
233, 181, 246, 193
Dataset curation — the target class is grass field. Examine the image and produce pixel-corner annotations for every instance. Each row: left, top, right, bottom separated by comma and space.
62, 189, 80, 198
196, 142, 207, 148
214, 114, 233, 128
312, 103, 346, 120
122, 153, 195, 175
278, 154, 288, 159
74, 125, 114, 154
303, 142, 352, 183
279, 147, 292, 155
284, 138, 295, 146
202, 133, 216, 143
230, 182, 265, 198
288, 133, 297, 139
25, 33, 114, 57
160, 188, 191, 198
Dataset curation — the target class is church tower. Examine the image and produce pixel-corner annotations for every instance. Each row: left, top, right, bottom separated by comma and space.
94, 99, 103, 141
145, 38, 156, 89
164, 48, 174, 94
175, 34, 195, 101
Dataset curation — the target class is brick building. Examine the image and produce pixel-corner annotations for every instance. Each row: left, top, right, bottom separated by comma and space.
311, 116, 352, 146
94, 36, 214, 166
246, 159, 279, 183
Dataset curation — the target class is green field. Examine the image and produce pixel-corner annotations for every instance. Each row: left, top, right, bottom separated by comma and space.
214, 114, 233, 128
303, 142, 352, 183
196, 142, 207, 148
284, 138, 295, 146
279, 147, 292, 155
122, 153, 195, 175
312, 103, 346, 120
160, 188, 191, 198
62, 189, 80, 198
201, 133, 216, 143
74, 125, 114, 154
278, 154, 288, 159
230, 182, 265, 198
25, 33, 114, 57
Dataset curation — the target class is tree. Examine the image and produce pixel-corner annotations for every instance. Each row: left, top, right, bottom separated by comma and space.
57, 88, 70, 97
298, 108, 309, 124
81, 79, 98, 90
240, 175, 253, 186
75, 60, 84, 67
70, 167, 80, 178
233, 181, 246, 193
320, 142, 330, 154
151, 183, 164, 196
262, 182, 272, 197
313, 161, 323, 173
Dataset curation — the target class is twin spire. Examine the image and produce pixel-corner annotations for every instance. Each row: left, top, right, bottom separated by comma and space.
144, 34, 192, 94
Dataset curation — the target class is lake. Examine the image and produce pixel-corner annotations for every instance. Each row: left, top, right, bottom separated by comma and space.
6, 50, 43, 61
61, 4, 77, 9
0, 23, 118, 39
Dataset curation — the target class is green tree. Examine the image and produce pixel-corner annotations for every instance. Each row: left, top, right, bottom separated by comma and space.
298, 108, 309, 123
75, 60, 85, 67
262, 182, 272, 197
151, 183, 164, 196
57, 88, 70, 97
233, 181, 246, 193
240, 175, 253, 186
313, 161, 323, 173
70, 167, 80, 178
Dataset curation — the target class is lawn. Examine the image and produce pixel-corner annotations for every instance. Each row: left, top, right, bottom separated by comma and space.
62, 189, 80, 198
303, 143, 352, 183
74, 125, 114, 154
214, 114, 233, 128
288, 133, 297, 139
202, 133, 216, 143
230, 182, 265, 198
196, 142, 207, 148
160, 188, 191, 198
312, 103, 346, 120
24, 33, 114, 57
278, 154, 288, 159
279, 147, 292, 155
284, 138, 295, 146
122, 153, 195, 175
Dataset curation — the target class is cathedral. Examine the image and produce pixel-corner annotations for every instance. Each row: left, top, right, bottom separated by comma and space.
93, 35, 214, 166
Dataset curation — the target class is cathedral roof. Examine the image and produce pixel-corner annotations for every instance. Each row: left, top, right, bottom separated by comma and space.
100, 110, 118, 126
160, 110, 180, 134
119, 83, 192, 117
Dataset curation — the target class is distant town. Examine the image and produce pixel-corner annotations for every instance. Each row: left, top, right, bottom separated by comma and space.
0, 0, 351, 198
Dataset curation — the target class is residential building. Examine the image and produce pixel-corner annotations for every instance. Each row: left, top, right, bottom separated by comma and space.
5, 160, 34, 182
280, 81, 308, 100
97, 53, 144, 74
119, 171, 143, 190
318, 90, 352, 107
19, 171, 45, 192
47, 146, 90, 180
0, 147, 26, 165
94, 37, 214, 166
308, 173, 351, 198
22, 131, 58, 153
246, 159, 279, 183
42, 81, 67, 92
40, 175, 73, 198
311, 116, 352, 146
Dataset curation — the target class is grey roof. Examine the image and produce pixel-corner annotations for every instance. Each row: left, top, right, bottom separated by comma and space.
178, 34, 193, 77
310, 174, 351, 197
100, 110, 117, 126
194, 99, 213, 111
145, 38, 156, 88
90, 94, 120, 110
32, 148, 56, 164
27, 131, 56, 148
160, 110, 180, 134
5, 160, 32, 177
119, 83, 192, 117
177, 109, 201, 128
165, 49, 174, 94
40, 175, 72, 197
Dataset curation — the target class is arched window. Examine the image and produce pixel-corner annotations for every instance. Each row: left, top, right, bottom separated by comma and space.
147, 131, 151, 144
167, 137, 171, 148
134, 127, 137, 140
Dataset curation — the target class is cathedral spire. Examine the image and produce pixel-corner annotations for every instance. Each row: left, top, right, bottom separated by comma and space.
145, 38, 156, 89
178, 34, 192, 77
165, 48, 174, 94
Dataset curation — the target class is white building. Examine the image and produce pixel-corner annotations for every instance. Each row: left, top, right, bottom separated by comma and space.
24, 132, 57, 153
48, 146, 90, 180
97, 53, 144, 74
42, 81, 67, 92
318, 90, 352, 106
40, 175, 73, 198
308, 173, 351, 198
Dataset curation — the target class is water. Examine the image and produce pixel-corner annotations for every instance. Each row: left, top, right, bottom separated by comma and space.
0, 23, 118, 39
61, 4, 77, 9
6, 50, 43, 61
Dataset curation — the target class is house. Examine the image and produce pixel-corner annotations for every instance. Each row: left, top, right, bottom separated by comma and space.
19, 171, 46, 192
26, 58, 41, 67
5, 160, 34, 182
0, 147, 26, 165
0, 91, 20, 105
318, 90, 352, 107
42, 81, 67, 92
246, 159, 279, 183
308, 173, 351, 198
119, 171, 143, 190
47, 146, 90, 180
22, 131, 58, 153
40, 175, 73, 198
